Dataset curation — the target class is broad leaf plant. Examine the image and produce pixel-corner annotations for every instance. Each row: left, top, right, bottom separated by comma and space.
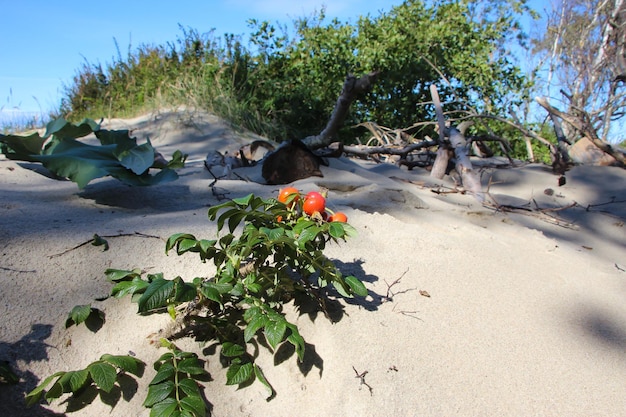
27, 192, 367, 416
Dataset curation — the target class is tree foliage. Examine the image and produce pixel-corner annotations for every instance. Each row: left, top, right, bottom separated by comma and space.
60, 0, 533, 146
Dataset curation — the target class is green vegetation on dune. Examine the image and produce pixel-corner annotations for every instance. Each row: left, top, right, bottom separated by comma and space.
59, 1, 537, 157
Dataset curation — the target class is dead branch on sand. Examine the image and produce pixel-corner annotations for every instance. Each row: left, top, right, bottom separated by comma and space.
49, 232, 162, 258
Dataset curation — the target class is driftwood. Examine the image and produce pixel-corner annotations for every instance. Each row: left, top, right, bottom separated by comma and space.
535, 97, 626, 166
260, 72, 378, 184
429, 84, 451, 179
429, 84, 485, 201
261, 139, 326, 184
301, 71, 379, 150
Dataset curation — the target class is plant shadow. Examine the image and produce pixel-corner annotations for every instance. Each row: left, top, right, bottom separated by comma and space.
0, 324, 67, 417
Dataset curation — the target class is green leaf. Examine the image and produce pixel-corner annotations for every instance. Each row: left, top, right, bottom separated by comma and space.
226, 360, 254, 386
105, 268, 141, 282
177, 357, 206, 375
286, 324, 306, 362
34, 139, 116, 188
25, 372, 65, 406
115, 140, 155, 175
332, 279, 352, 298
144, 380, 175, 407
0, 131, 46, 159
216, 208, 240, 232
149, 397, 178, 416
244, 314, 268, 342
1, 118, 184, 189
232, 193, 253, 207
228, 212, 247, 233
101, 354, 144, 377
328, 222, 345, 239
178, 377, 201, 397
264, 318, 287, 350
172, 277, 197, 304
165, 233, 196, 253
150, 362, 176, 385
178, 238, 199, 254
58, 369, 90, 392
44, 381, 64, 402
297, 225, 320, 245
44, 117, 99, 140
111, 276, 150, 298
180, 395, 206, 417
87, 361, 117, 393
345, 275, 368, 297
221, 342, 245, 358
65, 304, 93, 327
138, 276, 176, 313
200, 282, 233, 303
0, 361, 19, 385
254, 364, 275, 400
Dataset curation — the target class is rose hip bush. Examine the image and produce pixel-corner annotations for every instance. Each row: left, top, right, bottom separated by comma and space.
27, 188, 366, 416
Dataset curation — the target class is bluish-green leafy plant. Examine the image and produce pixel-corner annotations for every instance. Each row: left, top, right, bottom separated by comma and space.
0, 117, 186, 188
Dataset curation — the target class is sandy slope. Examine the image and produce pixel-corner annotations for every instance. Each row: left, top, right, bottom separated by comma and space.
1, 109, 624, 417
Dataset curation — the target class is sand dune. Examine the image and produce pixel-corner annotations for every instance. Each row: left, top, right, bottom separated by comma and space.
1, 109, 624, 417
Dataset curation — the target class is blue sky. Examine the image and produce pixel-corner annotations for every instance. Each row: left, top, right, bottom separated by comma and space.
0, 0, 400, 119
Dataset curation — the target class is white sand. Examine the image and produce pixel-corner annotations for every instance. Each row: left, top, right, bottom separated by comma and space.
1, 109, 625, 417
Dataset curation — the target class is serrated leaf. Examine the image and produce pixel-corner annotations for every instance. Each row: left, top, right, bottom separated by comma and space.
180, 395, 206, 417
286, 324, 306, 362
87, 362, 117, 393
332, 279, 352, 298
345, 275, 368, 297
266, 227, 285, 240
101, 354, 144, 377
58, 369, 90, 392
244, 314, 268, 342
65, 304, 93, 328
150, 362, 176, 385
254, 364, 275, 400
144, 380, 175, 407
105, 268, 141, 282
216, 208, 240, 232
138, 277, 175, 313
149, 397, 178, 416
177, 357, 206, 375
221, 342, 245, 358
178, 378, 201, 397
297, 225, 320, 246
264, 318, 287, 350
328, 222, 345, 239
232, 193, 253, 207
165, 233, 196, 253
177, 238, 199, 254
44, 381, 64, 402
111, 276, 150, 298
25, 372, 65, 406
226, 361, 254, 386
